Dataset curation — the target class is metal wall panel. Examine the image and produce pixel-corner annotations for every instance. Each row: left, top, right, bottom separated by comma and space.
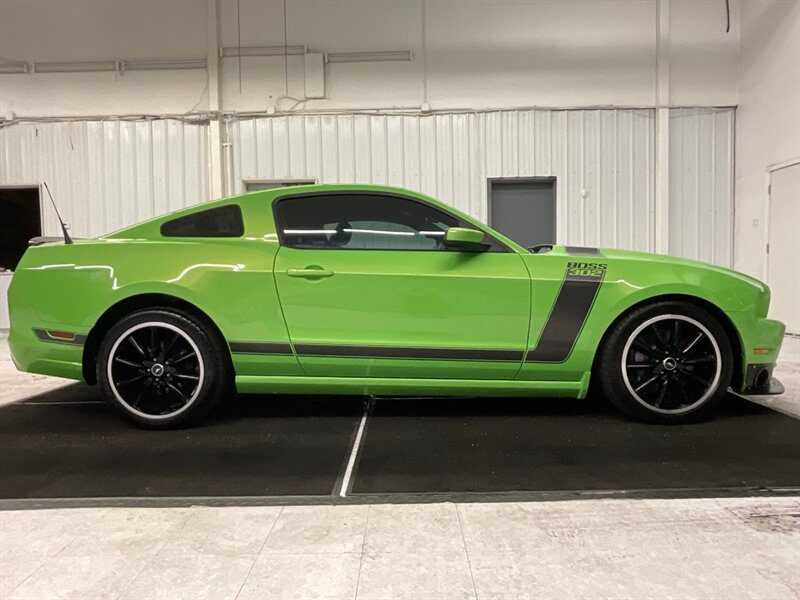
0, 109, 732, 262
230, 109, 657, 251
0, 120, 208, 238
669, 108, 734, 266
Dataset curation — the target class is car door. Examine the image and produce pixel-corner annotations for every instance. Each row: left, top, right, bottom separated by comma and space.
272, 192, 532, 379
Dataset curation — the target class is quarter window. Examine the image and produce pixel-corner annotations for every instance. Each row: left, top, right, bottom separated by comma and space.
161, 205, 244, 238
275, 194, 503, 251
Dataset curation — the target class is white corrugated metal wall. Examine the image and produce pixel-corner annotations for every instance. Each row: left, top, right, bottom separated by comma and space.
230, 109, 657, 252
0, 120, 208, 238
669, 108, 735, 266
0, 108, 734, 261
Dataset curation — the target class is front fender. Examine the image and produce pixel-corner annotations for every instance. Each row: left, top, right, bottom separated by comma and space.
518, 249, 773, 383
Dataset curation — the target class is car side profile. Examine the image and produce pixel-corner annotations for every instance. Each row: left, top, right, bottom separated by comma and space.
8, 184, 785, 428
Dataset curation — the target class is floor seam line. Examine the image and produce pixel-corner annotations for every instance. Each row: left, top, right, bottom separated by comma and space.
234, 505, 284, 600
456, 503, 480, 600
353, 504, 371, 600
4, 557, 48, 597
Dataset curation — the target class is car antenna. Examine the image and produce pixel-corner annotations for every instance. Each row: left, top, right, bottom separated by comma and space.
42, 181, 73, 245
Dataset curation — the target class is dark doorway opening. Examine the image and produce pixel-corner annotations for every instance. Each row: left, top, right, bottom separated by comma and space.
489, 178, 556, 248
0, 187, 41, 272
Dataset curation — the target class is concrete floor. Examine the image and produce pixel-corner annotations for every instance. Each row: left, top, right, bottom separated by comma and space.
1, 334, 799, 599
1, 498, 799, 599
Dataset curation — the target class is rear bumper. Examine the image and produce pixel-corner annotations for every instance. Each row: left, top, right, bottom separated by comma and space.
8, 274, 87, 381
8, 325, 85, 381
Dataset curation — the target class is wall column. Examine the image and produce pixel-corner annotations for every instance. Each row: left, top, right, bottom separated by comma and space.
654, 0, 671, 255
207, 0, 225, 200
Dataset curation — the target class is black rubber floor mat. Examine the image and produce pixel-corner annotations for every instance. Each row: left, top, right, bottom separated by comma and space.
351, 394, 800, 494
0, 384, 362, 499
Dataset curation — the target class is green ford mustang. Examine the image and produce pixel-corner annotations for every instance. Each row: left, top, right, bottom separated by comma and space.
8, 184, 785, 428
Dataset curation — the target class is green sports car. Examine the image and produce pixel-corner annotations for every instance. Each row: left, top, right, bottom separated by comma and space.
8, 184, 785, 428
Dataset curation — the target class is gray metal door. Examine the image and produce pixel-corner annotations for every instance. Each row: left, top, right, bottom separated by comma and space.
489, 179, 556, 248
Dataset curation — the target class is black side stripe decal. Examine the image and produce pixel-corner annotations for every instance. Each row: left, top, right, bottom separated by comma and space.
229, 342, 523, 361
293, 344, 523, 362
526, 271, 605, 363
564, 246, 603, 257
229, 342, 293, 355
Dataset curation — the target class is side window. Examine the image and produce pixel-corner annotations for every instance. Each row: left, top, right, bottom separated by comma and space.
276, 194, 461, 251
161, 205, 244, 238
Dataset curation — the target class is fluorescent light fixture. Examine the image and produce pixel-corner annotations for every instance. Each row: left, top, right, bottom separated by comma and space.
34, 61, 117, 73
0, 62, 29, 74
326, 51, 413, 63
123, 58, 207, 71
220, 45, 306, 58
32, 58, 206, 74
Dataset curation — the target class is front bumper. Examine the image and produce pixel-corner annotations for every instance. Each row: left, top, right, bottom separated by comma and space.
742, 362, 785, 395
731, 314, 785, 394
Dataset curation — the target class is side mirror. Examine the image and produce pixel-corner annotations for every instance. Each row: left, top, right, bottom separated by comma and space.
443, 227, 486, 249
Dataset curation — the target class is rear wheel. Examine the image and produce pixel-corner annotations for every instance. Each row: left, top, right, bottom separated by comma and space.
597, 301, 733, 424
97, 309, 229, 428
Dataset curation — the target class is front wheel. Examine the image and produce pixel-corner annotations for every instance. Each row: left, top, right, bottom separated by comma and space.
597, 301, 734, 424
97, 308, 229, 428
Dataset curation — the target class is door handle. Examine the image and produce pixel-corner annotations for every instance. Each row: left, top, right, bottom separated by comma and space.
286, 267, 334, 279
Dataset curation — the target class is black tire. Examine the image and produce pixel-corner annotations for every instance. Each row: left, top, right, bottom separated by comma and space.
97, 308, 230, 428
597, 300, 733, 424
